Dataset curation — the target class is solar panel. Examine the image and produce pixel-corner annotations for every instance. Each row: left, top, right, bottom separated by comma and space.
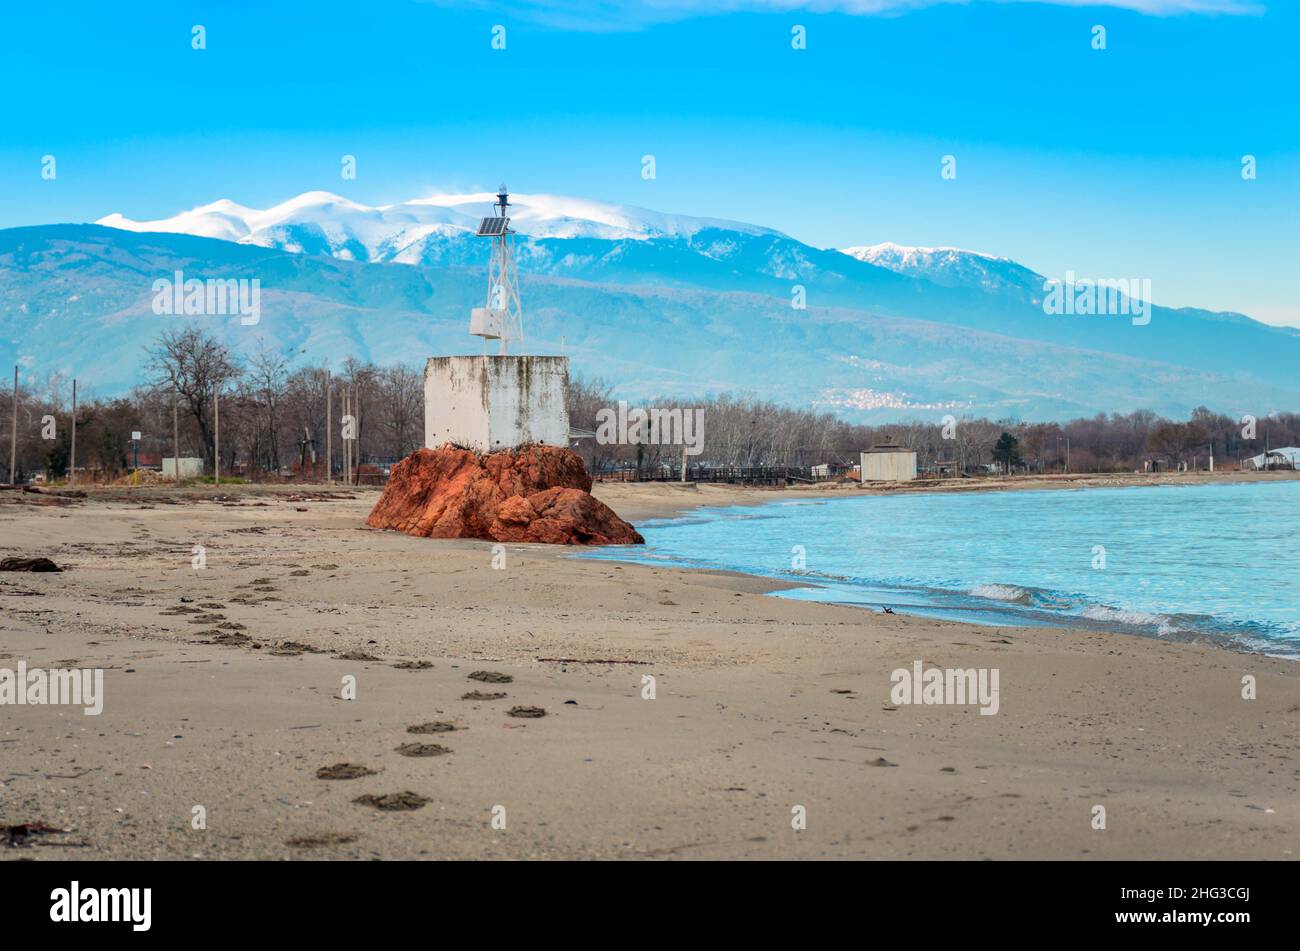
476, 216, 510, 236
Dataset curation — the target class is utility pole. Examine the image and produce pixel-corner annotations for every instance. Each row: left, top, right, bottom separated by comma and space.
8, 365, 16, 485
213, 386, 220, 486
325, 371, 332, 485
173, 392, 180, 483
344, 389, 353, 486
69, 378, 77, 486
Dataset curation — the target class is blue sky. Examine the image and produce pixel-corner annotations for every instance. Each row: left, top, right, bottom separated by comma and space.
1, 0, 1295, 324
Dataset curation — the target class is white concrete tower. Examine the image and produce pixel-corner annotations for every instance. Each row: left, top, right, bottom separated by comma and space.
424, 183, 570, 454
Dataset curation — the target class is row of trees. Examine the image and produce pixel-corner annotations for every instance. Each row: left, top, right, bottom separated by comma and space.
2, 328, 1294, 483
568, 379, 1292, 475
3, 328, 423, 483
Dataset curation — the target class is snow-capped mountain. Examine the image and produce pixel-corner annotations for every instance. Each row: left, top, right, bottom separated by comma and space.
4, 189, 1291, 421
842, 241, 1005, 275
841, 242, 1045, 299
98, 190, 1054, 303
11, 222, 1295, 424
97, 191, 782, 265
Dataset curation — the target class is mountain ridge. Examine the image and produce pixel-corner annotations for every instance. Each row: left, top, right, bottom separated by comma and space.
3, 195, 1295, 422
97, 190, 786, 254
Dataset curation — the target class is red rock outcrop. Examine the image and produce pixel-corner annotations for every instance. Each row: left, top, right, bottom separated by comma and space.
366, 445, 644, 545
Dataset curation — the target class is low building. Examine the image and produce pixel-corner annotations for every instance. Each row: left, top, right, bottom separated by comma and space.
1242, 447, 1300, 470
860, 440, 917, 482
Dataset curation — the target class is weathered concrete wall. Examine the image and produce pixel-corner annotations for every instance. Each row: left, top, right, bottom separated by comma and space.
425, 355, 570, 453
860, 450, 917, 482
162, 457, 205, 479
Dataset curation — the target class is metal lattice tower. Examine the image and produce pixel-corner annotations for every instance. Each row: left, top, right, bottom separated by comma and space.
469, 184, 525, 355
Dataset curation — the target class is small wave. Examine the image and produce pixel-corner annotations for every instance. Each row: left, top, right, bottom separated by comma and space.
788, 569, 855, 583
1078, 604, 1178, 635
968, 583, 1033, 605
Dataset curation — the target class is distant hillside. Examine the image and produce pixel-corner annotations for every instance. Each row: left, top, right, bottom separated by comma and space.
1, 217, 1296, 421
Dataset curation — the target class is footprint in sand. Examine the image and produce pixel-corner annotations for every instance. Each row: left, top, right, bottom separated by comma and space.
461, 691, 507, 701
394, 742, 452, 757
286, 832, 356, 848
353, 792, 429, 811
507, 706, 547, 719
393, 660, 433, 670
407, 722, 458, 734
316, 763, 376, 780
274, 640, 323, 654
468, 670, 512, 684
207, 631, 252, 646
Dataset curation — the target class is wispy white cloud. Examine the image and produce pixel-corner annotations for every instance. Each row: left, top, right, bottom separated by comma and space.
429, 0, 1263, 32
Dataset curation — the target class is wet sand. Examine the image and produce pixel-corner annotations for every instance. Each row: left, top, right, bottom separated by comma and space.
1, 480, 1297, 860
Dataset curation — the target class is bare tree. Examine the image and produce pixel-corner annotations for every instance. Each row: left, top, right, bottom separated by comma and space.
338, 356, 378, 466
248, 338, 289, 473
145, 327, 240, 465
376, 364, 423, 460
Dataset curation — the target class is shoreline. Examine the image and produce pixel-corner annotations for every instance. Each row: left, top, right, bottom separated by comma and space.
2, 480, 1298, 859
591, 475, 1300, 662
592, 467, 1300, 523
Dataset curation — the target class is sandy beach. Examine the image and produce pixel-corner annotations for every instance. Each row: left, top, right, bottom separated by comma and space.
2, 475, 1298, 860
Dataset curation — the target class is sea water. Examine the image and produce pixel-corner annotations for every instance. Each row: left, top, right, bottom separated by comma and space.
581, 481, 1300, 658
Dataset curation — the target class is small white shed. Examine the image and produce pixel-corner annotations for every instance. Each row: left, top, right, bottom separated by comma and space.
860, 443, 917, 482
